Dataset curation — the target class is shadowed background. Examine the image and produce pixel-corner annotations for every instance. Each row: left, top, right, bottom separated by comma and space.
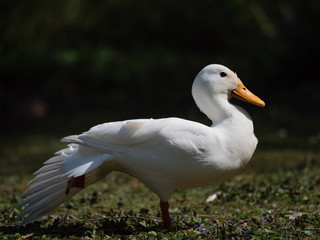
0, 0, 319, 176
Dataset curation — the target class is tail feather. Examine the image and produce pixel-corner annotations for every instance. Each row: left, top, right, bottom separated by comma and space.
17, 139, 112, 226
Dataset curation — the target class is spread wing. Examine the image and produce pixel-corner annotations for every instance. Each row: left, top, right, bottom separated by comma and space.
59, 119, 169, 176
60, 118, 211, 176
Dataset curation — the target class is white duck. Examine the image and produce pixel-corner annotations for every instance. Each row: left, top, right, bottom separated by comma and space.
17, 64, 265, 231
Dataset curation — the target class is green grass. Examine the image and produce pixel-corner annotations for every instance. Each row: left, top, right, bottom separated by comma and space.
0, 126, 320, 239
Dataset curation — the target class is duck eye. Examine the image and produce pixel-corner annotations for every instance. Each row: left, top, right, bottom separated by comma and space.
220, 72, 227, 77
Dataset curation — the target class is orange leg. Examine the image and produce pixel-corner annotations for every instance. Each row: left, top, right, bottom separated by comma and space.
160, 200, 173, 231
65, 175, 85, 195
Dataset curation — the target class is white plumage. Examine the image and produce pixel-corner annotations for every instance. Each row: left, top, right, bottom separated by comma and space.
17, 64, 265, 231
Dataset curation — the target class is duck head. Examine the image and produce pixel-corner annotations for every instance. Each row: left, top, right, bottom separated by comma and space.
192, 64, 265, 121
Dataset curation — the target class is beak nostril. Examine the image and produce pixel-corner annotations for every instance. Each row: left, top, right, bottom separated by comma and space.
242, 87, 246, 90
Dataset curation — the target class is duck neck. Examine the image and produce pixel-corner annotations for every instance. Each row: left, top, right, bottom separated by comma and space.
204, 94, 233, 125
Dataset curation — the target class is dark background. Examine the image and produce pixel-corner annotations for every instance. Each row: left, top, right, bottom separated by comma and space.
0, 0, 319, 150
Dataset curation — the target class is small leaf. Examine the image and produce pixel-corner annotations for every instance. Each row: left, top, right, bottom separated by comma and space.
139, 220, 147, 227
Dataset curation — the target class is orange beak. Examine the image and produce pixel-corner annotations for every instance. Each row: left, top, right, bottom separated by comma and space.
231, 78, 265, 107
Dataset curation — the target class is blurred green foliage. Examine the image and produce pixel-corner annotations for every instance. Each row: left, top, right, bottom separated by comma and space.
0, 0, 319, 134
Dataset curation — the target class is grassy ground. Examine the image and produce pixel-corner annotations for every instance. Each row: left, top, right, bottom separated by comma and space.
0, 115, 320, 239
